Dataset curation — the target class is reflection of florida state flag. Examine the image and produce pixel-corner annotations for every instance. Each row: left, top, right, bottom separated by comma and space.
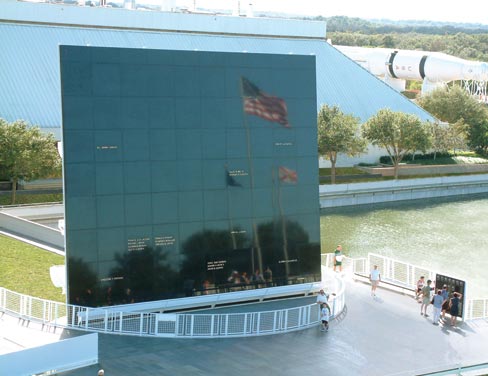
241, 77, 290, 128
279, 166, 297, 183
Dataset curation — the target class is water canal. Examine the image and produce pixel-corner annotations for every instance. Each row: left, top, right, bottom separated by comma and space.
320, 193, 488, 296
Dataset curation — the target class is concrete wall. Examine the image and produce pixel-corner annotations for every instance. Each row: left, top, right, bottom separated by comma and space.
359, 164, 488, 177
320, 174, 488, 208
0, 210, 64, 250
0, 333, 98, 375
1, 203, 63, 220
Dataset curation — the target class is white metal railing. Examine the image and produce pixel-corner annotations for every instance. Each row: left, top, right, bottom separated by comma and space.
0, 273, 345, 338
322, 252, 488, 321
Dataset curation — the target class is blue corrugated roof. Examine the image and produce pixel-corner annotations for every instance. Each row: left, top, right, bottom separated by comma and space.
0, 21, 433, 138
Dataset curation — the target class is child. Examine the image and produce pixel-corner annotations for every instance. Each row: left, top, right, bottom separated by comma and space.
320, 303, 330, 332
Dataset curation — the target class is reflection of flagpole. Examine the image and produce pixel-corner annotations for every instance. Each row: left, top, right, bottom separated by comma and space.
240, 78, 263, 275
275, 167, 290, 278
225, 164, 238, 250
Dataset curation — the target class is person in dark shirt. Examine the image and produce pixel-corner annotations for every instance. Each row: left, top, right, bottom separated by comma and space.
449, 292, 463, 327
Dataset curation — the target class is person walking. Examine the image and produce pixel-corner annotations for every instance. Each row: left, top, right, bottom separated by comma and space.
415, 276, 425, 301
420, 279, 433, 316
333, 245, 344, 272
320, 303, 330, 332
369, 265, 381, 297
432, 290, 444, 325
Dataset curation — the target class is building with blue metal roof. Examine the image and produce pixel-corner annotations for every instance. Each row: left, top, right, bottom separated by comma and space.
0, 0, 434, 164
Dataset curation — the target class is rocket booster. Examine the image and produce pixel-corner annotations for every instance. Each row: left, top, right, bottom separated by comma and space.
336, 45, 488, 83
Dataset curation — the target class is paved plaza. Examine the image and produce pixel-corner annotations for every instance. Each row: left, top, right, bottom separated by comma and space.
2, 277, 488, 376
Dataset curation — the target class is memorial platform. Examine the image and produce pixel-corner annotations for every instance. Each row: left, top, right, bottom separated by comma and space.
2, 275, 488, 375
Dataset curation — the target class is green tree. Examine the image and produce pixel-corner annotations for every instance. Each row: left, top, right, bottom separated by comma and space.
0, 119, 61, 204
317, 105, 366, 184
382, 35, 395, 48
417, 86, 488, 153
430, 121, 467, 158
362, 109, 432, 178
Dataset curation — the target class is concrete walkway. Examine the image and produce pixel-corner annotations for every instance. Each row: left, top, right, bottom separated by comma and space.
0, 314, 65, 355
2, 276, 488, 376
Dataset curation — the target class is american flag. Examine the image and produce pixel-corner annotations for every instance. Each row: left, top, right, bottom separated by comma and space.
279, 166, 298, 183
241, 77, 290, 128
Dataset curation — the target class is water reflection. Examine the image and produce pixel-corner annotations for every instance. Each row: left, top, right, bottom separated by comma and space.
320, 194, 488, 296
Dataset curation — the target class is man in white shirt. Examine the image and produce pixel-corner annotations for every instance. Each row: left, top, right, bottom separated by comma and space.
316, 289, 329, 306
369, 265, 381, 297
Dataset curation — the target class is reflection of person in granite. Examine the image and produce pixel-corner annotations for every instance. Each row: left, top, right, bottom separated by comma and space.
82, 288, 94, 307
183, 279, 195, 297
227, 271, 242, 292
105, 286, 113, 306
263, 266, 273, 286
251, 269, 264, 286
123, 288, 134, 304
227, 271, 242, 284
202, 280, 210, 295
241, 272, 250, 284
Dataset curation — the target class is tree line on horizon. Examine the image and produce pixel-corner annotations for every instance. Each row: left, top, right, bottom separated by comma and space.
309, 15, 488, 61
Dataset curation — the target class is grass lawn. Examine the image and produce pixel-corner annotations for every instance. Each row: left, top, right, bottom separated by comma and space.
0, 192, 62, 206
319, 167, 365, 176
0, 234, 65, 302
319, 154, 488, 184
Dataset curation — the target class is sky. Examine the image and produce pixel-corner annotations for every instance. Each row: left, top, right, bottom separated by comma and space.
189, 0, 488, 25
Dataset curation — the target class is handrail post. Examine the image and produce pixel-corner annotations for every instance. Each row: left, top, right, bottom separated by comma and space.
55, 303, 59, 326
104, 310, 108, 332
210, 314, 214, 337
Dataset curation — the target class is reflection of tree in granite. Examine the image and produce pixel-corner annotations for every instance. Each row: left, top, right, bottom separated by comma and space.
67, 257, 98, 307
180, 228, 250, 290
257, 219, 320, 284
110, 246, 181, 303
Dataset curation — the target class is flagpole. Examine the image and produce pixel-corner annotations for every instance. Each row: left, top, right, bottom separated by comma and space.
239, 77, 263, 277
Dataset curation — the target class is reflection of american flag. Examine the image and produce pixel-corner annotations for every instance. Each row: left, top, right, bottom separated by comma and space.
241, 77, 290, 128
279, 166, 297, 183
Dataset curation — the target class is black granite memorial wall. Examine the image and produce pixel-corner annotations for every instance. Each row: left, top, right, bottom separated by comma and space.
60, 46, 320, 306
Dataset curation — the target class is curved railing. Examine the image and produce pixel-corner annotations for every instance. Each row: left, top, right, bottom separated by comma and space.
0, 269, 345, 338
321, 252, 488, 321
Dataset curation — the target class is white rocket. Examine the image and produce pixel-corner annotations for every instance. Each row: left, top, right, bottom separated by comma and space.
335, 45, 488, 97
